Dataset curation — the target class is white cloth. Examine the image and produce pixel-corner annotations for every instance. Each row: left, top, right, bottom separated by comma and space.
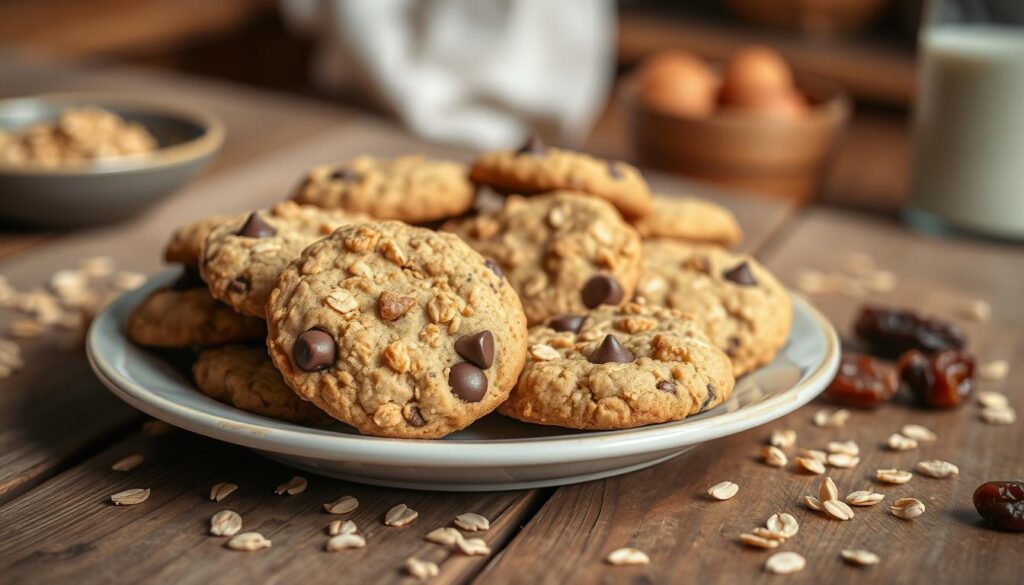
282, 0, 615, 149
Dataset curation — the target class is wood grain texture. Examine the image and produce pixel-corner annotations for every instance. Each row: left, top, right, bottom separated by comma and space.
0, 428, 545, 585
474, 208, 1023, 584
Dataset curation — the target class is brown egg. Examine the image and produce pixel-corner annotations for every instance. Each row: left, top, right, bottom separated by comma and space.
635, 51, 719, 118
721, 89, 808, 121
720, 45, 796, 108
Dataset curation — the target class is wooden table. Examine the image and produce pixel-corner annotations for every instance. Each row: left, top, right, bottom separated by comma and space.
0, 53, 1020, 585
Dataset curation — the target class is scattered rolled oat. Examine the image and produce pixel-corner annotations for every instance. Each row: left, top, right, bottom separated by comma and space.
823, 500, 855, 521
770, 429, 797, 449
110, 453, 144, 472
887, 433, 918, 451
843, 252, 875, 276
405, 558, 440, 580
765, 551, 806, 575
841, 549, 880, 566
8, 319, 45, 338
846, 490, 885, 506
110, 488, 149, 506
826, 440, 859, 456
802, 495, 824, 511
761, 446, 788, 468
454, 512, 490, 531
813, 409, 850, 428
80, 256, 116, 279
864, 270, 897, 293
796, 270, 839, 295
819, 477, 839, 502
766, 513, 799, 538
424, 527, 461, 547
798, 449, 828, 463
916, 460, 959, 479
900, 424, 937, 442
979, 359, 1009, 381
274, 476, 307, 496
326, 533, 366, 551
751, 527, 786, 541
385, 504, 419, 527
324, 495, 359, 515
959, 299, 991, 322
891, 498, 925, 520
977, 391, 1009, 409
876, 469, 913, 484
210, 510, 242, 537
111, 271, 146, 291
740, 533, 780, 549
707, 481, 739, 501
328, 520, 357, 536
796, 456, 826, 475
210, 482, 238, 502
981, 407, 1016, 425
227, 532, 271, 552
456, 537, 491, 556
827, 453, 860, 469
606, 547, 649, 566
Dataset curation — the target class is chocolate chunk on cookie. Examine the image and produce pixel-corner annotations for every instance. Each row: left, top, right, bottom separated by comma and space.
266, 221, 528, 439
634, 240, 792, 376
193, 345, 334, 426
127, 286, 265, 348
631, 196, 742, 247
499, 303, 734, 430
200, 202, 366, 319
444, 192, 643, 325
293, 155, 475, 224
469, 140, 652, 218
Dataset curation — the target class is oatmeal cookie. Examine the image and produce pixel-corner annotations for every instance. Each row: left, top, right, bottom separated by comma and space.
631, 196, 742, 247
634, 240, 791, 376
469, 137, 652, 218
127, 285, 265, 348
200, 201, 366, 318
444, 192, 643, 325
266, 221, 528, 439
193, 345, 333, 426
164, 215, 228, 267
293, 155, 474, 224
498, 302, 734, 430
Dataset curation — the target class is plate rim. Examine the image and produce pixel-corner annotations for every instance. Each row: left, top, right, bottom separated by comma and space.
87, 272, 840, 467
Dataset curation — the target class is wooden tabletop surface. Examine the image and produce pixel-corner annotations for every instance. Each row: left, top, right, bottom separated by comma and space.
0, 52, 1020, 585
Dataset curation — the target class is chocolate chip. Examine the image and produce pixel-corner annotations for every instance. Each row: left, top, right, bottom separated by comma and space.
329, 168, 358, 181
227, 277, 249, 295
237, 212, 276, 238
293, 329, 336, 372
722, 261, 757, 286
581, 275, 624, 308
455, 331, 495, 369
657, 380, 676, 393
698, 384, 717, 412
607, 162, 622, 179
406, 407, 425, 427
484, 259, 503, 279
548, 314, 586, 333
589, 334, 634, 364
516, 134, 545, 155
449, 362, 487, 402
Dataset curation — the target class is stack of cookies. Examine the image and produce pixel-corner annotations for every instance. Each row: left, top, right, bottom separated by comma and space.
128, 143, 791, 439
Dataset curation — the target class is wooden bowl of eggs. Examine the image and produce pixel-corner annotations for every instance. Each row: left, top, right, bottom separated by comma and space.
622, 46, 851, 204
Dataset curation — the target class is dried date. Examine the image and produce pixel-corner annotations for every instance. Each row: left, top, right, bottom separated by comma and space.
974, 481, 1024, 532
824, 353, 898, 409
854, 306, 966, 359
899, 349, 975, 408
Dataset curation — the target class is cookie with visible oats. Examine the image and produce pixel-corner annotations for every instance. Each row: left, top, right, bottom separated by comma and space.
631, 196, 742, 247
265, 221, 528, 439
127, 284, 265, 348
444, 192, 643, 325
634, 240, 791, 376
499, 303, 734, 430
200, 202, 366, 319
469, 137, 652, 218
164, 215, 229, 268
293, 155, 474, 224
193, 345, 333, 426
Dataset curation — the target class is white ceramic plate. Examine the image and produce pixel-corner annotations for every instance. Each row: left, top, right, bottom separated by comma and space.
87, 272, 840, 491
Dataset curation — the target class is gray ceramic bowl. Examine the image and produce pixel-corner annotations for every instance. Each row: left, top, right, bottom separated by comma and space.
0, 93, 224, 227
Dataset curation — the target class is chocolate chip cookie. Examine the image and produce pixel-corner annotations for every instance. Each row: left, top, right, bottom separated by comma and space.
193, 345, 334, 426
444, 192, 643, 325
201, 202, 366, 319
164, 215, 228, 267
469, 137, 653, 218
127, 285, 265, 348
631, 196, 742, 247
266, 221, 528, 439
498, 302, 734, 430
293, 155, 474, 224
634, 240, 791, 376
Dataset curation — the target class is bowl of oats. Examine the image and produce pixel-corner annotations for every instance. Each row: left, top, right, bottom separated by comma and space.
0, 93, 224, 226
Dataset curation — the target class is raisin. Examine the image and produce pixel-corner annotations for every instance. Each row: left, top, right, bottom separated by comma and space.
974, 481, 1024, 532
823, 353, 898, 409
899, 349, 975, 408
854, 306, 966, 359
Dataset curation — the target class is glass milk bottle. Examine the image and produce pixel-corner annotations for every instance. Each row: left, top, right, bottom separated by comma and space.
906, 0, 1024, 239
